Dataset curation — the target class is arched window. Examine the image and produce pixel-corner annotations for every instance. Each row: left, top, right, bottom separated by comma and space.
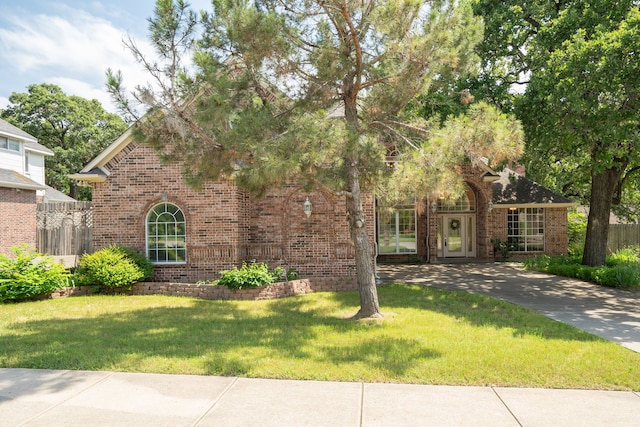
146, 202, 186, 264
437, 186, 476, 212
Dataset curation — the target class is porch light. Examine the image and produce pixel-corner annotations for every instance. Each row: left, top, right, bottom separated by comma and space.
303, 197, 313, 217
431, 201, 437, 213
488, 201, 494, 213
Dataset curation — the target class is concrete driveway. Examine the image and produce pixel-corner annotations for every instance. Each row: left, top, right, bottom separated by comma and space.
377, 262, 640, 353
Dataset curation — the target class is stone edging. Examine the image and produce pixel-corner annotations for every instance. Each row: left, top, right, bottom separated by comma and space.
50, 277, 358, 301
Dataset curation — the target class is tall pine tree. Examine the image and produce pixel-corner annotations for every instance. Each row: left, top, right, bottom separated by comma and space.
109, 0, 523, 318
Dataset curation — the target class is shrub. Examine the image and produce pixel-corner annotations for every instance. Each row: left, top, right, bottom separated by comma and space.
76, 245, 153, 291
607, 247, 640, 267
111, 246, 154, 279
491, 238, 511, 260
523, 249, 640, 289
286, 268, 300, 281
0, 245, 69, 302
218, 261, 283, 290
567, 210, 587, 256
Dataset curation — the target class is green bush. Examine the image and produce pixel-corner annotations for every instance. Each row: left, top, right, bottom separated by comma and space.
76, 245, 153, 291
286, 268, 300, 281
567, 210, 587, 256
218, 261, 283, 290
607, 247, 640, 267
523, 249, 640, 289
0, 245, 69, 302
112, 246, 154, 279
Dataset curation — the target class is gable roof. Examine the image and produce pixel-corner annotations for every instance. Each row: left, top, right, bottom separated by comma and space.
492, 168, 576, 208
69, 126, 134, 183
43, 185, 76, 202
0, 168, 47, 191
0, 118, 53, 156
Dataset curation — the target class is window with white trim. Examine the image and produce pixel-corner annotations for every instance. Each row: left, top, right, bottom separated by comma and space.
0, 137, 20, 152
507, 208, 544, 252
437, 187, 476, 212
24, 151, 30, 174
378, 208, 417, 254
146, 202, 186, 263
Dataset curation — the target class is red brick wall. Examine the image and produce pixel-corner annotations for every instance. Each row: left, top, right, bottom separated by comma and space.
91, 144, 370, 282
0, 187, 37, 256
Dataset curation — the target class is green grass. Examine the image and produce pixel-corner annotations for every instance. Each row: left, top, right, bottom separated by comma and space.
2, 285, 639, 390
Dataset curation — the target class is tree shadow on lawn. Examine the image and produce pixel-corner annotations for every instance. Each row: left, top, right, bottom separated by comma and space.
0, 283, 608, 395
325, 284, 605, 343
0, 293, 438, 381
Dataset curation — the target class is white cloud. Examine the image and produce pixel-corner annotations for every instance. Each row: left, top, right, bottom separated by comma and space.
0, 96, 9, 111
0, 5, 156, 113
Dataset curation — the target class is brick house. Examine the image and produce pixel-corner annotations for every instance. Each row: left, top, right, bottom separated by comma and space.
72, 127, 575, 282
0, 118, 56, 256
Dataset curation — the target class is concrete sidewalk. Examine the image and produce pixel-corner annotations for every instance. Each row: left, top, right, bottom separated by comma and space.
377, 262, 640, 353
2, 368, 640, 426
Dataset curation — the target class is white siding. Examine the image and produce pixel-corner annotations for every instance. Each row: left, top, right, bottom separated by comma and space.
0, 148, 24, 172
26, 152, 46, 185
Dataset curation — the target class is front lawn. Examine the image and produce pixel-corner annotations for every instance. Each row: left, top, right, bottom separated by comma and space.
1, 285, 639, 390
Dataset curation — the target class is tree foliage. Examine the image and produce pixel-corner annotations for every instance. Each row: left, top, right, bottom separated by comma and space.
473, 0, 640, 265
109, 0, 523, 317
1, 84, 127, 200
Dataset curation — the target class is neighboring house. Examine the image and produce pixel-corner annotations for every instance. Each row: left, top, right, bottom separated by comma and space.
0, 118, 60, 255
72, 126, 576, 283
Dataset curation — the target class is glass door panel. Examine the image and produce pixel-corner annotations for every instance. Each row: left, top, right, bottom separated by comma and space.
444, 216, 464, 257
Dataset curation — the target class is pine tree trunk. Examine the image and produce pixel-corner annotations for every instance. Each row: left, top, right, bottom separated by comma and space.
346, 159, 382, 319
581, 167, 623, 266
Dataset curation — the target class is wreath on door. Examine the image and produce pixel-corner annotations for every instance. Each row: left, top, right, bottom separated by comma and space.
450, 219, 461, 231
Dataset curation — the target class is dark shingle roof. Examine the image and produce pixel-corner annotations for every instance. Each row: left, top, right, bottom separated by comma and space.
492, 169, 574, 205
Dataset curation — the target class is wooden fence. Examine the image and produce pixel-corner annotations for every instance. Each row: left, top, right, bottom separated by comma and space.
36, 201, 92, 256
607, 224, 640, 253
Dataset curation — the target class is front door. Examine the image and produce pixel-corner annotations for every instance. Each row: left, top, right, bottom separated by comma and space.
442, 215, 476, 258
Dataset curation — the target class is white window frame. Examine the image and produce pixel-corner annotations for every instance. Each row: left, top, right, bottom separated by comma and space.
378, 208, 417, 254
507, 208, 545, 252
146, 202, 187, 264
24, 151, 30, 175
0, 137, 20, 152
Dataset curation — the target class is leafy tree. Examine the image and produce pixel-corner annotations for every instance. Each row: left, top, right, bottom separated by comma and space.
1, 84, 127, 200
108, 0, 523, 318
472, 1, 640, 266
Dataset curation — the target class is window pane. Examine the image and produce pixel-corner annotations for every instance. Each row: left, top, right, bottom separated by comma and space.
146, 203, 186, 263
378, 208, 416, 254
507, 208, 544, 252
378, 212, 397, 254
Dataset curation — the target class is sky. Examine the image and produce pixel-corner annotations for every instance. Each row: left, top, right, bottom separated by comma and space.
0, 0, 211, 115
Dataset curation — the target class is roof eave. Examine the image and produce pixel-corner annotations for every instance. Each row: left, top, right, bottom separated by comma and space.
68, 173, 108, 183
493, 202, 578, 209
24, 146, 54, 156
0, 181, 46, 191
80, 126, 134, 173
